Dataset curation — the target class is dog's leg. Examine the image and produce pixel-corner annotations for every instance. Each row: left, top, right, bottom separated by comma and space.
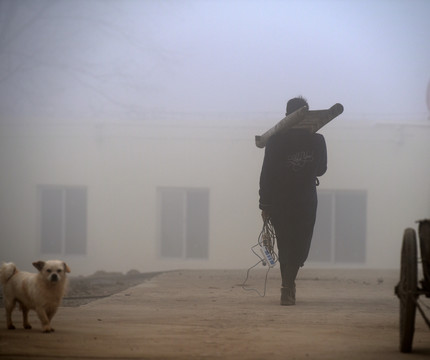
47, 308, 58, 321
35, 307, 54, 333
21, 305, 32, 329
5, 300, 16, 330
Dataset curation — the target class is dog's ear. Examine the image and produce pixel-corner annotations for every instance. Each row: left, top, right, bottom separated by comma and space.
32, 261, 45, 271
63, 262, 71, 273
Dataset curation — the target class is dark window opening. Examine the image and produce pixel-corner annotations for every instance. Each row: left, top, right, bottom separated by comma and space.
40, 186, 87, 255
159, 188, 209, 260
309, 190, 366, 264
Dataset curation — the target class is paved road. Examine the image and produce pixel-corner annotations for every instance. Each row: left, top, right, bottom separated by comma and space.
0, 268, 429, 359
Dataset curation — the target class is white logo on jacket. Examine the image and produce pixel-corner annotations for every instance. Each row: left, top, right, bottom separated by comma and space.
287, 151, 314, 172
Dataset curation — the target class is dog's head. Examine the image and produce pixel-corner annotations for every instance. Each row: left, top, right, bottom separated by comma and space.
32, 260, 71, 284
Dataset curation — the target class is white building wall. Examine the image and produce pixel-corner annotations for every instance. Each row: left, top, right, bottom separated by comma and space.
0, 119, 429, 275
0, 122, 264, 274
319, 122, 430, 268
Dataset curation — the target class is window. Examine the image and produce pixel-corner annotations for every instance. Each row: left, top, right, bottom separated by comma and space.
158, 187, 209, 259
308, 190, 367, 264
39, 186, 87, 255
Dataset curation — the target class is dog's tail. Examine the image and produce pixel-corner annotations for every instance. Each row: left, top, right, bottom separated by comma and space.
0, 262, 18, 285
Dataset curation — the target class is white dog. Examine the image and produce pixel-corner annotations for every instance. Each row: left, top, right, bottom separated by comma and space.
0, 260, 70, 333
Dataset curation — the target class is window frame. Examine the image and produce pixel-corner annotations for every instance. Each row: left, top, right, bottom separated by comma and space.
157, 187, 210, 260
38, 185, 87, 256
308, 189, 367, 264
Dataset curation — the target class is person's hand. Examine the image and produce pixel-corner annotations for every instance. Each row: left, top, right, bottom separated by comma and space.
261, 210, 270, 222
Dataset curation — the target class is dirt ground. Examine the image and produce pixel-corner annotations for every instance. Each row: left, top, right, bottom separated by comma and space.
0, 268, 429, 359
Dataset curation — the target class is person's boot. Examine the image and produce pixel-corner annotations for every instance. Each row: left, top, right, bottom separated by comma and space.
280, 263, 298, 305
280, 286, 296, 306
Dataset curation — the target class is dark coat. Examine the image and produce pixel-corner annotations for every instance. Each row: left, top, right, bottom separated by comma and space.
259, 129, 327, 213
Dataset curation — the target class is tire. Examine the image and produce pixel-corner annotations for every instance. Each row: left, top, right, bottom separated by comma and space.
398, 228, 418, 353
418, 220, 430, 290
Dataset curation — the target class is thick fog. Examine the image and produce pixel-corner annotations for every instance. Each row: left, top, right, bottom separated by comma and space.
0, 0, 429, 122
1, 0, 430, 275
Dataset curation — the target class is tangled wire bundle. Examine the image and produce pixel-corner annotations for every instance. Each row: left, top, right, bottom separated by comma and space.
241, 218, 278, 297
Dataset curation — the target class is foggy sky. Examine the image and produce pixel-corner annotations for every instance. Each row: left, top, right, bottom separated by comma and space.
0, 0, 429, 124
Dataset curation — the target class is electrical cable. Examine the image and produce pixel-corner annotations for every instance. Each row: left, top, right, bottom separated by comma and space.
241, 218, 278, 297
